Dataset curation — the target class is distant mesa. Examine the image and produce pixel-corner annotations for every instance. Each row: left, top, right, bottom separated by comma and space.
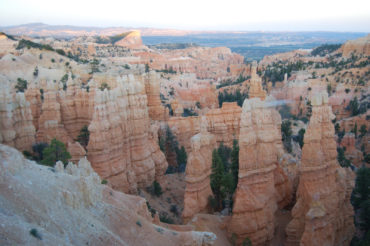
96, 31, 147, 50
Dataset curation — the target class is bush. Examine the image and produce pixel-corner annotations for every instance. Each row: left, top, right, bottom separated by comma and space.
170, 204, 179, 216
15, 78, 27, 92
41, 138, 71, 167
281, 120, 293, 153
16, 39, 53, 51
56, 49, 66, 56
77, 125, 90, 149
29, 228, 42, 240
159, 212, 174, 224
296, 128, 306, 148
218, 89, 248, 107
311, 43, 341, 56
136, 220, 142, 227
147, 181, 163, 197
33, 66, 39, 77
182, 108, 198, 117
347, 97, 360, 116
99, 82, 110, 91
279, 104, 292, 119
337, 147, 351, 167
32, 142, 48, 161
101, 179, 108, 185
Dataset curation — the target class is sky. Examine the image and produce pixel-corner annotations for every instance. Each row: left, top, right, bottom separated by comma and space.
1, 0, 369, 32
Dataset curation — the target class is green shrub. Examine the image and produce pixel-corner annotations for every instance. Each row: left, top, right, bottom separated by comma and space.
311, 43, 341, 56
281, 120, 292, 153
29, 228, 42, 240
101, 179, 108, 185
159, 212, 174, 224
77, 125, 90, 149
99, 82, 110, 91
136, 220, 142, 227
15, 78, 27, 92
41, 138, 71, 167
147, 181, 163, 197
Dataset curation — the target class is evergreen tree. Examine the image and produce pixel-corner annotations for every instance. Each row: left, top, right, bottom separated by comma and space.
230, 139, 239, 191
77, 125, 90, 149
359, 125, 367, 138
41, 138, 71, 167
176, 146, 187, 172
210, 149, 224, 209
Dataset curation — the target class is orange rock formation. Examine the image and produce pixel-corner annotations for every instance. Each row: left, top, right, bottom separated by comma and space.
87, 76, 168, 193
248, 61, 266, 100
0, 84, 35, 151
228, 97, 291, 246
285, 92, 355, 246
205, 102, 241, 146
183, 117, 216, 221
340, 34, 370, 57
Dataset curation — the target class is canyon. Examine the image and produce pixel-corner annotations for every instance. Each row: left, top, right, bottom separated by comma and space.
0, 30, 369, 246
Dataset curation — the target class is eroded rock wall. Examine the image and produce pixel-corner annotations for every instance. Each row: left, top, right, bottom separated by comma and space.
182, 117, 216, 221
285, 92, 355, 246
228, 98, 291, 246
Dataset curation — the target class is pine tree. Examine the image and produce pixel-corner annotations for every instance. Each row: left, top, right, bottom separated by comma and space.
41, 138, 71, 167
230, 139, 239, 191
77, 125, 90, 149
210, 149, 224, 209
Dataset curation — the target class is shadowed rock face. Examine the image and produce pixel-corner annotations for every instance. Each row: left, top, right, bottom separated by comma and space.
227, 97, 291, 246
0, 144, 216, 246
285, 92, 355, 246
87, 75, 167, 193
0, 81, 35, 151
183, 117, 217, 221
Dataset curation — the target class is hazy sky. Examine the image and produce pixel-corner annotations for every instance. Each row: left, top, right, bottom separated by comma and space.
1, 0, 369, 32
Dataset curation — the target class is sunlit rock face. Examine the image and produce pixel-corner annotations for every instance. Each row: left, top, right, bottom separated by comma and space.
228, 97, 291, 246
285, 92, 355, 246
340, 34, 370, 57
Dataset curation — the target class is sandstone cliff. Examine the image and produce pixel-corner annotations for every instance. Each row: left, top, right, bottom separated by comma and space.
205, 102, 241, 146
228, 98, 291, 246
285, 92, 355, 246
0, 81, 35, 151
340, 34, 370, 57
87, 75, 168, 193
183, 117, 217, 221
248, 61, 266, 100
0, 144, 216, 246
114, 31, 147, 50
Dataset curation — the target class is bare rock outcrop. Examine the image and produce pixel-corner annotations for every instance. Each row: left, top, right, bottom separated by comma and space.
0, 82, 35, 151
205, 102, 241, 146
36, 81, 71, 143
285, 92, 355, 246
0, 144, 215, 246
248, 61, 266, 100
115, 31, 147, 50
340, 34, 370, 57
144, 71, 168, 121
183, 117, 217, 221
227, 98, 291, 246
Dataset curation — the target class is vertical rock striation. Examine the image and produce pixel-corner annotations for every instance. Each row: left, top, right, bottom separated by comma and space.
228, 97, 291, 246
87, 75, 168, 193
0, 82, 35, 151
182, 117, 216, 221
285, 92, 355, 246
